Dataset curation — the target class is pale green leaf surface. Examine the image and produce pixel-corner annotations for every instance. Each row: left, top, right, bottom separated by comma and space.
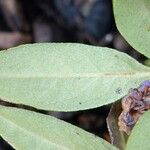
113, 0, 150, 58
126, 111, 150, 150
0, 43, 150, 111
0, 105, 118, 150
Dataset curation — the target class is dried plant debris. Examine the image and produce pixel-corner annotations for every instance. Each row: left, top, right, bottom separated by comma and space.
118, 80, 150, 134
107, 101, 128, 150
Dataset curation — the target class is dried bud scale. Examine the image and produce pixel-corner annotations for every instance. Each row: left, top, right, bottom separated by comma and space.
118, 80, 150, 134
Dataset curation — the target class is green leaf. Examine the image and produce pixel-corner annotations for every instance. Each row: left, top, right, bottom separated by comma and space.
0, 106, 118, 150
126, 110, 150, 150
113, 0, 150, 58
144, 59, 150, 67
0, 43, 150, 111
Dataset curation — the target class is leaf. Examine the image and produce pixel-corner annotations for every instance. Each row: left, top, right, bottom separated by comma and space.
0, 106, 118, 150
107, 100, 128, 150
144, 59, 150, 67
113, 0, 150, 58
126, 110, 150, 150
0, 43, 150, 111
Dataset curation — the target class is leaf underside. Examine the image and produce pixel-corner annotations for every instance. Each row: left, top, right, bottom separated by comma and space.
113, 0, 150, 58
0, 105, 118, 150
126, 110, 150, 150
0, 43, 149, 111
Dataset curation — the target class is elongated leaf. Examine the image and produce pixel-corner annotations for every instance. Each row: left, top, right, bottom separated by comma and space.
113, 0, 150, 58
0, 106, 118, 150
0, 43, 150, 111
126, 110, 150, 150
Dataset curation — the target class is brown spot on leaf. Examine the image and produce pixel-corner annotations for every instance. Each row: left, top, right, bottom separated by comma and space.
115, 87, 122, 94
114, 54, 119, 58
146, 24, 150, 32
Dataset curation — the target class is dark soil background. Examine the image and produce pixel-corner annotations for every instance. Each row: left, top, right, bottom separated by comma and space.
0, 0, 147, 149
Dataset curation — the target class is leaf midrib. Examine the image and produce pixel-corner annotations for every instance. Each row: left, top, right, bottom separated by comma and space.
0, 71, 150, 78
